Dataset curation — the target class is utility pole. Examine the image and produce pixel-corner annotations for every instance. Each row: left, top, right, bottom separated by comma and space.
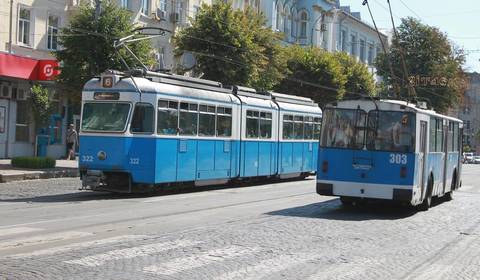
8, 0, 13, 53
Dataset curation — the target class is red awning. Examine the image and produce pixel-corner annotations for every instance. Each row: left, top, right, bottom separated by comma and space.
0, 52, 59, 81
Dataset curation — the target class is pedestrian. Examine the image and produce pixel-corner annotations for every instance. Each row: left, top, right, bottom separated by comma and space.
66, 124, 78, 160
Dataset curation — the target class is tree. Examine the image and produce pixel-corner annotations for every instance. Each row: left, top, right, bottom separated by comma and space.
55, 0, 154, 101
333, 52, 375, 98
30, 84, 55, 132
375, 17, 465, 113
275, 46, 346, 107
174, 1, 285, 90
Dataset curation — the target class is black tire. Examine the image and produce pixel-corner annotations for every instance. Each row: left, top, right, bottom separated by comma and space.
445, 172, 456, 201
419, 177, 433, 211
340, 196, 354, 207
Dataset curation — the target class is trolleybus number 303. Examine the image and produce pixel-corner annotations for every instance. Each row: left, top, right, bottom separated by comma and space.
389, 154, 407, 165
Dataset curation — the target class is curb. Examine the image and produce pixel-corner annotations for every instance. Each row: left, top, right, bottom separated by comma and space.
0, 169, 79, 183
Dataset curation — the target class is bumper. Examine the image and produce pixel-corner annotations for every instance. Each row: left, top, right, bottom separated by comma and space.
316, 180, 413, 202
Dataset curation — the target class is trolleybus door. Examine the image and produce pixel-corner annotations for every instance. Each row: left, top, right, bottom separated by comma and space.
442, 121, 449, 194
419, 121, 427, 197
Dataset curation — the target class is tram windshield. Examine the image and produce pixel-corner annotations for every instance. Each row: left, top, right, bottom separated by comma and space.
367, 111, 416, 153
82, 102, 131, 132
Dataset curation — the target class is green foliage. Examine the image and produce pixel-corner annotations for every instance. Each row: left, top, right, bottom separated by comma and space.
463, 145, 472, 153
275, 46, 346, 107
55, 0, 154, 101
375, 17, 465, 113
174, 1, 285, 90
333, 52, 376, 98
11, 157, 56, 169
30, 84, 55, 129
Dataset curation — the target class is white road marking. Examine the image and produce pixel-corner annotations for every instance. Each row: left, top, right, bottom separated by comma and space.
64, 239, 202, 267
0, 231, 93, 251
7, 235, 148, 259
213, 253, 318, 280
143, 245, 259, 275
0, 227, 43, 238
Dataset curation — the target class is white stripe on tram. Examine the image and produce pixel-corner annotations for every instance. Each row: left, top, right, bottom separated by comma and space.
213, 253, 318, 280
64, 239, 202, 267
7, 235, 148, 259
0, 231, 93, 251
143, 246, 259, 276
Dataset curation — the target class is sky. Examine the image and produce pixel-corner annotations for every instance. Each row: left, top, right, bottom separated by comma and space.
341, 0, 480, 73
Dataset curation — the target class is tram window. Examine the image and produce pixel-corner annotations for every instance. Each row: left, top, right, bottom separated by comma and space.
259, 112, 272, 139
199, 104, 215, 136
283, 114, 294, 139
313, 117, 322, 140
293, 116, 304, 139
304, 117, 314, 140
429, 118, 437, 152
82, 103, 131, 132
179, 102, 198, 136
246, 110, 259, 138
217, 106, 232, 137
157, 100, 178, 135
131, 103, 154, 133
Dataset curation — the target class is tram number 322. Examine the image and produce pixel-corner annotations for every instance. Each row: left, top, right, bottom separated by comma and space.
129, 158, 140, 165
389, 154, 407, 165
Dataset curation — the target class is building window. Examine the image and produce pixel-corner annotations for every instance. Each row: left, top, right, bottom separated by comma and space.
174, 1, 184, 23
15, 99, 30, 142
47, 15, 59, 50
283, 6, 290, 36
299, 11, 308, 38
120, 0, 130, 9
367, 43, 374, 64
18, 8, 31, 46
141, 0, 150, 14
275, 3, 283, 31
340, 29, 347, 52
350, 34, 357, 56
359, 39, 366, 62
291, 10, 297, 38
158, 0, 167, 11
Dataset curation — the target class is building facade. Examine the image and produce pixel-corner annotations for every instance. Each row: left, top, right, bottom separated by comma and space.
456, 72, 480, 152
0, 0, 68, 159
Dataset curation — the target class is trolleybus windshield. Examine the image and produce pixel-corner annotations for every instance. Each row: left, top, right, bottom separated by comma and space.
366, 111, 416, 153
82, 102, 131, 132
320, 108, 366, 149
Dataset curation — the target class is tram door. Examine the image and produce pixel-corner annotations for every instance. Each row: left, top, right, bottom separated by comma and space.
419, 121, 427, 197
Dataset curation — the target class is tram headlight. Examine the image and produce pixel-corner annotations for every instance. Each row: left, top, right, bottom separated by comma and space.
97, 151, 107, 161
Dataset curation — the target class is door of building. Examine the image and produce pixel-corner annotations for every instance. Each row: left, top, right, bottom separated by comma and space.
0, 99, 9, 158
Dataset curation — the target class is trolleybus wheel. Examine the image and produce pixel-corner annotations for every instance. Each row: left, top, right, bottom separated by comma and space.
445, 172, 456, 201
340, 196, 354, 207
419, 178, 433, 211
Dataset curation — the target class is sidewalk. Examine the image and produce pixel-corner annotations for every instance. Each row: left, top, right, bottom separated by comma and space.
0, 159, 79, 183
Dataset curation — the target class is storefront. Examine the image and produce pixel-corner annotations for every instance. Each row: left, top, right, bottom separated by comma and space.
0, 52, 67, 159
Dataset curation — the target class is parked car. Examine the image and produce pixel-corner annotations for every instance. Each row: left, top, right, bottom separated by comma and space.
464, 152, 474, 163
473, 156, 480, 164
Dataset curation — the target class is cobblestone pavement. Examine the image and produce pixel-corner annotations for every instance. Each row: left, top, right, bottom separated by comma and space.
0, 166, 479, 280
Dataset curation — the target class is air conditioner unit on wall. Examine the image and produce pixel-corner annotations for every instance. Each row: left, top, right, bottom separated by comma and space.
320, 23, 327, 32
16, 88, 29, 101
0, 84, 12, 99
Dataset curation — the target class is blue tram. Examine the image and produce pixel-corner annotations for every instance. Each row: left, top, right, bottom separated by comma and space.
316, 99, 462, 210
79, 70, 322, 192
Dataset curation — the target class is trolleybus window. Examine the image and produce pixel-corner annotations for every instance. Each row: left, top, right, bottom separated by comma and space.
216, 107, 232, 137
436, 119, 444, 152
179, 102, 198, 136
199, 105, 215, 136
157, 100, 178, 135
131, 103, 154, 133
429, 117, 437, 152
321, 108, 365, 149
282, 115, 294, 139
366, 111, 415, 153
82, 102, 130, 132
246, 110, 259, 138
259, 112, 272, 139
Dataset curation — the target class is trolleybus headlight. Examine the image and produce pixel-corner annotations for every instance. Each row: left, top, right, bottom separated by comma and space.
400, 166, 407, 178
322, 161, 329, 173
97, 151, 107, 161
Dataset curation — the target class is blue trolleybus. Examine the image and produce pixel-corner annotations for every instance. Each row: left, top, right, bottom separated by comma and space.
316, 99, 462, 210
79, 70, 322, 192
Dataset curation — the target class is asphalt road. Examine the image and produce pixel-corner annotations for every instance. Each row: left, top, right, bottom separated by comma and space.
0, 165, 479, 280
